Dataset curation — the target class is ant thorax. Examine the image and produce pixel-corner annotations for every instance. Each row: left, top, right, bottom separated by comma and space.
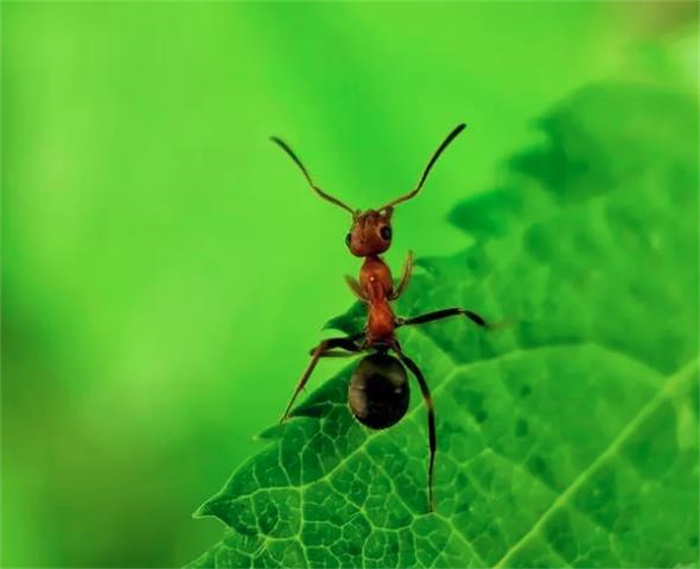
363, 261, 397, 344
360, 256, 394, 300
367, 298, 396, 344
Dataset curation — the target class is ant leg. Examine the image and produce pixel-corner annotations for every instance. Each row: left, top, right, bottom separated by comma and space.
307, 332, 365, 356
393, 344, 436, 513
397, 307, 489, 329
345, 276, 368, 302
317, 350, 358, 358
391, 250, 414, 301
281, 337, 362, 423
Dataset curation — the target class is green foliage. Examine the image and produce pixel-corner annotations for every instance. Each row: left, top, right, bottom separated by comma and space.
323, 300, 366, 337
190, 83, 699, 568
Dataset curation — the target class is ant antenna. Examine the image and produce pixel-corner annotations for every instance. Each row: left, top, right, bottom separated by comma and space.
270, 136, 356, 216
379, 123, 466, 211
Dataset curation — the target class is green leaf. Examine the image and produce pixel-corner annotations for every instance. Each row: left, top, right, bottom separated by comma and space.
190, 82, 699, 568
323, 300, 366, 336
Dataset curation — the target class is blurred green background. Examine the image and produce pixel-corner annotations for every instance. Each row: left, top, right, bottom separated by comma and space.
1, 2, 697, 567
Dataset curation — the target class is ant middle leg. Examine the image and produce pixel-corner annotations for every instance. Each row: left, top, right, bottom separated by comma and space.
281, 337, 363, 423
397, 307, 490, 329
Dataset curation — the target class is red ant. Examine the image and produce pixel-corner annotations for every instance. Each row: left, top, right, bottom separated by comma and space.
271, 124, 490, 511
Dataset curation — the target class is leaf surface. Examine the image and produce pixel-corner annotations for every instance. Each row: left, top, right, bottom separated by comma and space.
190, 83, 700, 568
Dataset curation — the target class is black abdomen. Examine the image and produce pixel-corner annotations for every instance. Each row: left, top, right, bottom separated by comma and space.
348, 353, 409, 430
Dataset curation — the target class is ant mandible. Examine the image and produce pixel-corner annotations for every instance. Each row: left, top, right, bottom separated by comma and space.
271, 124, 490, 511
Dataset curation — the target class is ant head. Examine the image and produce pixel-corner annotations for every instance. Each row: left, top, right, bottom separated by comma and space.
271, 123, 466, 257
345, 208, 393, 257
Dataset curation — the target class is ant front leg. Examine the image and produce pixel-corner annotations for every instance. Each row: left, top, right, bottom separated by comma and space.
281, 337, 363, 423
345, 276, 368, 302
390, 250, 414, 301
392, 342, 437, 513
397, 307, 490, 330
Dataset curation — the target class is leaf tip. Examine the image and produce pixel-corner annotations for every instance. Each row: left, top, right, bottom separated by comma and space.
193, 499, 216, 520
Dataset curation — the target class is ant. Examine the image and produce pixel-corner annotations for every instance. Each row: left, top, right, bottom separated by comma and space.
271, 124, 490, 511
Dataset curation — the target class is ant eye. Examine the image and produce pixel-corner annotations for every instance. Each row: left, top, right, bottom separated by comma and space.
345, 233, 352, 247
380, 226, 392, 241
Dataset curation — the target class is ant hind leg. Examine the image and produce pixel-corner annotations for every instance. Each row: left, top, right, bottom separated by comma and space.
281, 337, 363, 423
392, 343, 437, 513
